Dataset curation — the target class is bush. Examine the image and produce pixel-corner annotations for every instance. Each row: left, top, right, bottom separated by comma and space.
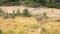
0, 8, 3, 16
23, 9, 31, 17
9, 0, 20, 2
15, 9, 21, 16
41, 28, 49, 34
23, 0, 41, 7
45, 2, 60, 8
30, 24, 38, 29
0, 0, 3, 2
41, 28, 46, 32
42, 12, 48, 19
4, 0, 9, 3
13, 1, 20, 6
45, 3, 55, 8
0, 0, 20, 6
7, 13, 13, 18
0, 29, 3, 34
11, 10, 16, 19
55, 3, 60, 8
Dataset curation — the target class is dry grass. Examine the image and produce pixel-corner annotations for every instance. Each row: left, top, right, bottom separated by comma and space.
0, 6, 60, 34
0, 16, 60, 34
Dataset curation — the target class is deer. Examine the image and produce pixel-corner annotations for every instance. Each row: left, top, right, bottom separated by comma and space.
34, 14, 48, 28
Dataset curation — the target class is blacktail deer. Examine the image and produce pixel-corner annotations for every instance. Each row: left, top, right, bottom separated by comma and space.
34, 15, 43, 23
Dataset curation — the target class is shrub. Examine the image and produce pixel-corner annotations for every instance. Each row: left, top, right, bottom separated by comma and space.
0, 0, 20, 6
11, 10, 16, 19
8, 0, 20, 2
41, 28, 46, 32
23, 9, 31, 17
7, 13, 13, 18
23, 0, 41, 7
0, 8, 3, 16
0, 0, 4, 4
13, 1, 20, 6
55, 3, 60, 9
4, 0, 9, 3
15, 9, 21, 16
41, 28, 49, 34
45, 3, 55, 8
30, 24, 38, 29
0, 29, 3, 34
45, 2, 60, 8
42, 12, 48, 19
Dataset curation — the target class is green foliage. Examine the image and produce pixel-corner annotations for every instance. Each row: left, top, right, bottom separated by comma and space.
5, 13, 15, 19
23, 9, 31, 17
13, 1, 20, 6
0, 0, 60, 8
9, 0, 19, 2
15, 9, 21, 16
11, 10, 16, 19
5, 30, 14, 34
23, 0, 60, 8
2, 0, 20, 3
8, 9, 21, 18
23, 0, 41, 7
0, 8, 3, 16
45, 3, 55, 8
45, 2, 60, 8
43, 12, 48, 19
7, 13, 13, 18
0, 0, 4, 3
0, 29, 3, 34
4, 0, 9, 3
30, 24, 38, 29
41, 28, 50, 34
41, 28, 46, 32
0, 0, 20, 6
55, 3, 60, 9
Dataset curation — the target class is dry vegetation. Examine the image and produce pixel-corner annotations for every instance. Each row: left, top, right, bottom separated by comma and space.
0, 6, 60, 34
0, 16, 60, 34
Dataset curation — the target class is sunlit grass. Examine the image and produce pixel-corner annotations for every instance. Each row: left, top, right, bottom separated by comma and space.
0, 16, 60, 34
